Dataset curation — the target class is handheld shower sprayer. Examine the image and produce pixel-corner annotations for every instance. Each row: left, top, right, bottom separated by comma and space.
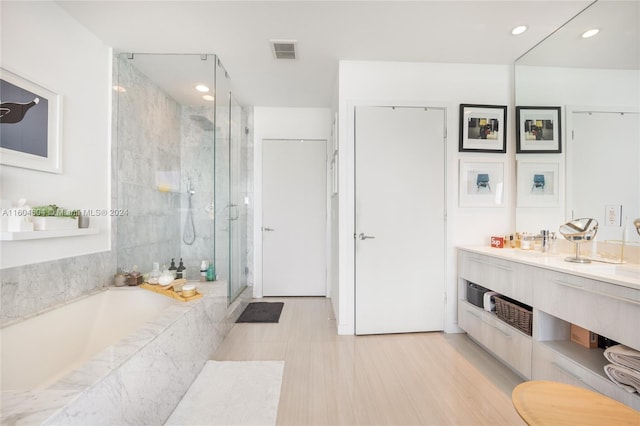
183, 177, 196, 245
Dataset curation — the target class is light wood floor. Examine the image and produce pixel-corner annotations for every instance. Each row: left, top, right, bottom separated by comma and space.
213, 297, 526, 426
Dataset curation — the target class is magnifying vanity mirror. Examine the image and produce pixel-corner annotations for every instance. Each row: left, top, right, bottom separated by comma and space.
559, 218, 599, 263
634, 218, 640, 236
514, 1, 639, 246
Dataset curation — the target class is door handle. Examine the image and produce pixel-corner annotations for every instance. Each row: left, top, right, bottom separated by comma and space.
358, 233, 375, 240
262, 227, 275, 232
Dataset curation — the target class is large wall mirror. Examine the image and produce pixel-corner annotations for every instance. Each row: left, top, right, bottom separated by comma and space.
515, 0, 639, 245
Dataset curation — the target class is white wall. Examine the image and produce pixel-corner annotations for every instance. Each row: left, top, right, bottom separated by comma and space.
515, 65, 639, 233
337, 61, 515, 334
0, 2, 111, 268
252, 107, 332, 298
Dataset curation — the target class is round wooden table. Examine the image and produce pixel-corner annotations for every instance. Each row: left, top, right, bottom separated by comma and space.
512, 381, 640, 425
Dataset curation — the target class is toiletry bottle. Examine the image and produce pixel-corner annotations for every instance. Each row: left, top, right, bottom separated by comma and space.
206, 262, 215, 281
176, 258, 185, 279
200, 260, 208, 282
169, 258, 177, 278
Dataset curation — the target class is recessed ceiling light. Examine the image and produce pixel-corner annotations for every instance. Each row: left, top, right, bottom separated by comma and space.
202, 95, 215, 102
195, 84, 210, 93
511, 25, 528, 36
582, 28, 599, 39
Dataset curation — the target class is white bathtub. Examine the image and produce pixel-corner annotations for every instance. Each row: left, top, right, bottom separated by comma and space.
1, 282, 248, 425
1, 287, 176, 391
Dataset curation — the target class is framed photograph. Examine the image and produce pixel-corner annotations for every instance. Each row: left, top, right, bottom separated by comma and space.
516, 106, 561, 153
459, 104, 507, 153
459, 160, 505, 207
516, 160, 560, 207
0, 67, 62, 173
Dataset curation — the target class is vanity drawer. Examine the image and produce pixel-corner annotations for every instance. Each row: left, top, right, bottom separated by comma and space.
533, 269, 640, 350
459, 252, 515, 296
459, 300, 532, 379
458, 251, 533, 304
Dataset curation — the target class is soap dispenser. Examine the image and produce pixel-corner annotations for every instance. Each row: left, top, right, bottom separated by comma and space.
168, 258, 177, 278
176, 258, 185, 279
206, 262, 215, 281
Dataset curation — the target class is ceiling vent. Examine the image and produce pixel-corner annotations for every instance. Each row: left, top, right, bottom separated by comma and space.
271, 40, 297, 60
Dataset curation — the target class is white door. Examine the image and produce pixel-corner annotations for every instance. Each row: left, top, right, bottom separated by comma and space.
262, 139, 327, 296
355, 106, 445, 335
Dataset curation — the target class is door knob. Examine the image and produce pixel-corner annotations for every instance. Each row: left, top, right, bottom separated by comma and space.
358, 233, 375, 240
262, 227, 275, 232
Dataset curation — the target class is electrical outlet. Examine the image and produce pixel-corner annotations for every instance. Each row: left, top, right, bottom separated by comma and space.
605, 204, 622, 227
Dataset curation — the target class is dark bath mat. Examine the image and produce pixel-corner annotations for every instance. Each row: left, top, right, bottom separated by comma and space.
236, 302, 284, 323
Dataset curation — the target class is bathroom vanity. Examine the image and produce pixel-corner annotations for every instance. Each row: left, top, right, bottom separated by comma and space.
457, 247, 640, 410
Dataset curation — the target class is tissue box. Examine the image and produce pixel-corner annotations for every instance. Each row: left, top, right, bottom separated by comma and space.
570, 324, 598, 348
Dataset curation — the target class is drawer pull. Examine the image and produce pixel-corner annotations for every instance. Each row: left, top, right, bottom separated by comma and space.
553, 279, 584, 290
467, 309, 481, 319
480, 316, 512, 338
554, 280, 640, 306
491, 323, 512, 338
551, 362, 596, 391
469, 258, 513, 272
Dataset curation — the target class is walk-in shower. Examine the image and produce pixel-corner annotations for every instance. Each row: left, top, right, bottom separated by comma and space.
113, 52, 249, 304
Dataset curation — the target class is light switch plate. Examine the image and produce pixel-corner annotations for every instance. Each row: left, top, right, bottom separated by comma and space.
605, 204, 622, 227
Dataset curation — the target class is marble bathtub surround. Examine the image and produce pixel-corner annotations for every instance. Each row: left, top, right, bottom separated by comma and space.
1, 281, 251, 425
0, 251, 115, 327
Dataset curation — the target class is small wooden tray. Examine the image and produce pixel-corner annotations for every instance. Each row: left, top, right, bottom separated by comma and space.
139, 283, 202, 302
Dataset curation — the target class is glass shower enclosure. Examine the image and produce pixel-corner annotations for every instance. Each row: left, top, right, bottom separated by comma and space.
113, 52, 247, 304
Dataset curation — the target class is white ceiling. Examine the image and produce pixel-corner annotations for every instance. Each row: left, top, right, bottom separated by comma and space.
58, 0, 601, 107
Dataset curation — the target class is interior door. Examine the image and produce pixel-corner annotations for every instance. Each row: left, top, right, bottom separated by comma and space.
262, 139, 327, 296
355, 106, 445, 335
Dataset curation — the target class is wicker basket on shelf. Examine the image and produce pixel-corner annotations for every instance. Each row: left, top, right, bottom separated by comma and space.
494, 295, 533, 336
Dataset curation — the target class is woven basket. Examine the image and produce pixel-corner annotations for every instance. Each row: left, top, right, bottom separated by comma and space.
494, 295, 533, 336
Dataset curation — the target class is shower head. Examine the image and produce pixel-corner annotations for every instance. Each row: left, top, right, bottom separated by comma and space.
189, 115, 214, 131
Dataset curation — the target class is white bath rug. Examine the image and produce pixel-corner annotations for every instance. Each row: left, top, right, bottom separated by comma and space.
165, 360, 284, 426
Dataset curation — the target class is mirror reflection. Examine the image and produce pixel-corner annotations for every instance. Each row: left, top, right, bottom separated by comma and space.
514, 0, 639, 246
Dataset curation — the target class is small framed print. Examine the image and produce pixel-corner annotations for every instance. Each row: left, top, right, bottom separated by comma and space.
459, 160, 505, 207
0, 67, 63, 173
459, 104, 507, 153
516, 106, 561, 153
516, 160, 560, 207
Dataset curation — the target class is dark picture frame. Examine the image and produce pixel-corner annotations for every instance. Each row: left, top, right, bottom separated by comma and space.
459, 104, 507, 153
516, 106, 562, 153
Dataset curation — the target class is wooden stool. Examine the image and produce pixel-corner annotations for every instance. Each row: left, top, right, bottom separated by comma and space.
512, 381, 640, 425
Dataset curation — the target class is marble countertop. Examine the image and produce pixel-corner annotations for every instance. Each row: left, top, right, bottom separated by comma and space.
458, 246, 640, 290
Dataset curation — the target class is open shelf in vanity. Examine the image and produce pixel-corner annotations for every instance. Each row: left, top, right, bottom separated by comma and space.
457, 247, 640, 411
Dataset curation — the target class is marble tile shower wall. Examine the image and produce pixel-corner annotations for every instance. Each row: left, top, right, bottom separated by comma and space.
180, 106, 216, 280
115, 56, 182, 273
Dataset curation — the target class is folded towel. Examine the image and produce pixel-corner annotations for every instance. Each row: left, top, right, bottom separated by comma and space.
604, 363, 640, 393
604, 344, 640, 372
483, 291, 498, 312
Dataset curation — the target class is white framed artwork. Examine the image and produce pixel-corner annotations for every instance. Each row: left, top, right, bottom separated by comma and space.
0, 67, 63, 174
516, 160, 560, 207
459, 160, 505, 207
